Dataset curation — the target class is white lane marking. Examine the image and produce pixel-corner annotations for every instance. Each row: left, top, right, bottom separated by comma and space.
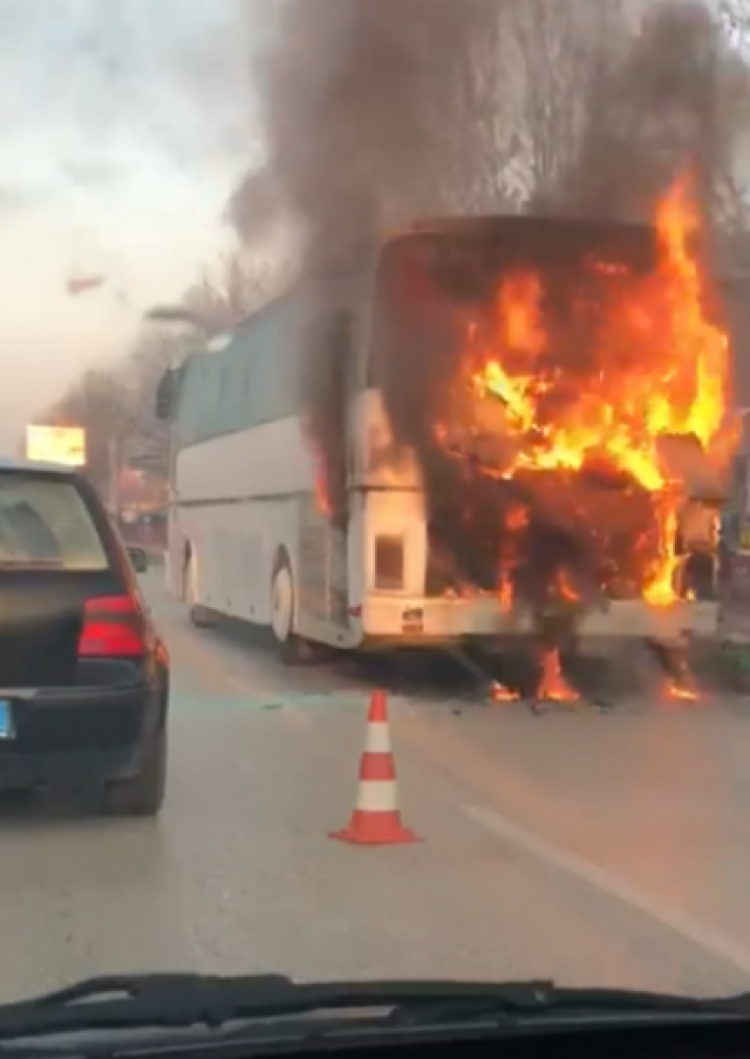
465, 803, 750, 976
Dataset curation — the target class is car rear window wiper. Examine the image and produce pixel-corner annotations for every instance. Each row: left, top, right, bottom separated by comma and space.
0, 975, 749, 1042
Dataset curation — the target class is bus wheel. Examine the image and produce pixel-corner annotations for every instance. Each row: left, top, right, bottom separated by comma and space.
270, 556, 308, 665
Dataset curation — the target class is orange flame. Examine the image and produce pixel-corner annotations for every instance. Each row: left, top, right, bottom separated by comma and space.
537, 649, 578, 702
666, 681, 699, 702
315, 463, 332, 517
491, 681, 519, 702
555, 569, 580, 604
450, 177, 731, 607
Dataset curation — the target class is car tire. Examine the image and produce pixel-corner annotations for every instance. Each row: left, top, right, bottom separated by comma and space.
102, 728, 167, 818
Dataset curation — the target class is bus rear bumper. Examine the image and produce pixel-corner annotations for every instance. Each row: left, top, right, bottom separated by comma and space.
360, 597, 720, 647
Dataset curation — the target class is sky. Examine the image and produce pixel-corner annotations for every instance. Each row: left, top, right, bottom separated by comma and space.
0, 0, 261, 449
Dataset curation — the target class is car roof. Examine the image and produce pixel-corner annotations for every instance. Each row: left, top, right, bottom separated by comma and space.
0, 456, 78, 477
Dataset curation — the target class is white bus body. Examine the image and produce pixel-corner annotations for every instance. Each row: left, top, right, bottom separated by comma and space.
168, 393, 715, 651
165, 230, 720, 653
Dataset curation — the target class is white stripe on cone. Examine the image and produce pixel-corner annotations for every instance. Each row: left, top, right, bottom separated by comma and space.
355, 779, 400, 812
364, 721, 391, 753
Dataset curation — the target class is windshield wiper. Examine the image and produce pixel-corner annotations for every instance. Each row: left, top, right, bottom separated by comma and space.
0, 975, 748, 1042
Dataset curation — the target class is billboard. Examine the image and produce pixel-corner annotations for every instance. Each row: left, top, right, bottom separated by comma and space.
25, 425, 86, 467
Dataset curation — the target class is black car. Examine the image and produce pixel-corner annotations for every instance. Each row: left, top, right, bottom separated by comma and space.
0, 457, 169, 816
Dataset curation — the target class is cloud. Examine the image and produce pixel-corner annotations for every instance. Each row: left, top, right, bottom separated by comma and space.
0, 0, 255, 448
0, 0, 251, 163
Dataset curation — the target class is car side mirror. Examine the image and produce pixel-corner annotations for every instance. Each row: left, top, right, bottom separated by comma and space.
127, 546, 149, 573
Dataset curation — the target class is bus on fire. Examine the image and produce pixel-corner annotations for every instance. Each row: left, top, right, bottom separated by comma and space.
155, 212, 728, 666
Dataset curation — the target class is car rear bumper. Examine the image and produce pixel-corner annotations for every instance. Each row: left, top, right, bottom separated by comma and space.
0, 684, 163, 792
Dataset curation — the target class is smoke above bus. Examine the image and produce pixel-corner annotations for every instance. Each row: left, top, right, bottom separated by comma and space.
237, 0, 736, 617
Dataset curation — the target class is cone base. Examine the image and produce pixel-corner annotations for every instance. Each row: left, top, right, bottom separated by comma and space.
329, 809, 420, 846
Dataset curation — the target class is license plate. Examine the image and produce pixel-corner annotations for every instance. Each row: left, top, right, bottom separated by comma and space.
0, 701, 14, 739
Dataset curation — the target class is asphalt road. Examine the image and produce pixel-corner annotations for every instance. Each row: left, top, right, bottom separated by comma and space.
1, 568, 750, 1003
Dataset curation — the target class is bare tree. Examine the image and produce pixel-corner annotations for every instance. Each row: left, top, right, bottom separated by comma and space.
548, 1, 750, 230
230, 0, 531, 246
39, 369, 140, 494
719, 0, 750, 46
117, 327, 190, 474
181, 249, 284, 333
401, 0, 520, 216
502, 0, 628, 211
35, 246, 282, 496
710, 36, 750, 232
115, 250, 277, 473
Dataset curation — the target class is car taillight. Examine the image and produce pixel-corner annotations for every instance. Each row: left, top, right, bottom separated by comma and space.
78, 595, 146, 658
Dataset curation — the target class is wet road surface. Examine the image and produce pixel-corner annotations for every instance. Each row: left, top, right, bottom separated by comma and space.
1, 569, 750, 1002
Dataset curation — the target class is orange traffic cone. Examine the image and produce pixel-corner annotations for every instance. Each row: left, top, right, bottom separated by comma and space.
330, 689, 420, 845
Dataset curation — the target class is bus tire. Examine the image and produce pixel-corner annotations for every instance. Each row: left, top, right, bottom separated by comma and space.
270, 553, 309, 665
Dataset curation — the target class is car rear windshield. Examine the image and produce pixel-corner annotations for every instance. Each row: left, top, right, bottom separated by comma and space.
0, 473, 108, 570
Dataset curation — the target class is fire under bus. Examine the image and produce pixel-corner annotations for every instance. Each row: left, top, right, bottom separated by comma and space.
155, 186, 735, 696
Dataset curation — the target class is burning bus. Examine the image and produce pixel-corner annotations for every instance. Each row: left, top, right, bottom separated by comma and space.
364, 182, 730, 624
158, 179, 734, 690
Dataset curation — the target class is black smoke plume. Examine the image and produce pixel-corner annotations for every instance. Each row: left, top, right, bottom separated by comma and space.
241, 0, 737, 606
243, 0, 510, 523
555, 0, 738, 224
